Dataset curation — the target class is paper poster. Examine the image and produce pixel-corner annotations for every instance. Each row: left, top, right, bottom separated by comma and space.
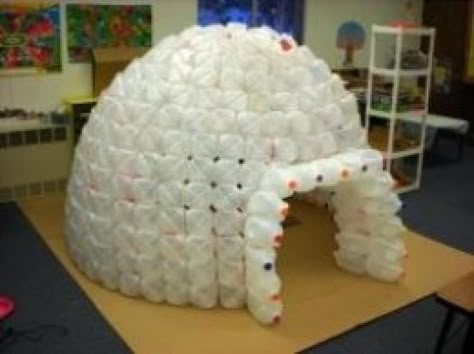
66, 4, 152, 63
0, 2, 61, 74
336, 21, 365, 68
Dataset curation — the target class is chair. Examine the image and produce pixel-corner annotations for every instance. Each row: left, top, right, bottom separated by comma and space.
434, 272, 473, 354
0, 296, 15, 344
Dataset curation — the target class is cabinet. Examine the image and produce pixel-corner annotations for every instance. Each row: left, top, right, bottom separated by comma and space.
365, 25, 435, 193
423, 0, 474, 140
0, 118, 72, 202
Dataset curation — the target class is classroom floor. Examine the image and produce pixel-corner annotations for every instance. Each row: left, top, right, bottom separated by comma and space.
3, 199, 472, 352
1, 141, 473, 354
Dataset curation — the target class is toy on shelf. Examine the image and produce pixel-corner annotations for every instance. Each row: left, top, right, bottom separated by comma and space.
65, 24, 406, 325
371, 86, 425, 113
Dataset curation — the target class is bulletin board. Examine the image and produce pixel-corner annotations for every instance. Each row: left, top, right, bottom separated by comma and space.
0, 2, 61, 74
466, 1, 474, 81
66, 3, 152, 63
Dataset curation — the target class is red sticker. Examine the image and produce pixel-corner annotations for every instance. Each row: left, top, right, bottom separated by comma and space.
280, 39, 292, 51
288, 180, 298, 190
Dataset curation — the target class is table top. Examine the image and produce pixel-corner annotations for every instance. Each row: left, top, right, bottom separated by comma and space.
437, 271, 474, 313
402, 114, 470, 133
17, 194, 474, 354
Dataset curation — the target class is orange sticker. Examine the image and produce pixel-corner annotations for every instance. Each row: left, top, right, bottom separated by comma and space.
271, 294, 282, 302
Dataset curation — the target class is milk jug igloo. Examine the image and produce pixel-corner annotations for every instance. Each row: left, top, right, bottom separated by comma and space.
65, 24, 406, 325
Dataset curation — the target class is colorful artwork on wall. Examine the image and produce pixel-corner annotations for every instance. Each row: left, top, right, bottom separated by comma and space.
0, 2, 61, 74
66, 4, 152, 63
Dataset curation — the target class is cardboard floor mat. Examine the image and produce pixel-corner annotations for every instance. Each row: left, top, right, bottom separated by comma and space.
19, 195, 473, 354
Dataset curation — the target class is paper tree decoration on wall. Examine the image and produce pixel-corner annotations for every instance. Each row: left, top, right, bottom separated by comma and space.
336, 21, 365, 68
65, 24, 406, 325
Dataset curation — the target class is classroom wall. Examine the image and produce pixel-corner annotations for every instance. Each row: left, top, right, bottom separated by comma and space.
0, 0, 422, 111
0, 0, 197, 111
304, 0, 424, 69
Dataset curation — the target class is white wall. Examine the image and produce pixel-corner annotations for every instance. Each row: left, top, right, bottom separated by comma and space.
0, 0, 197, 111
0, 0, 422, 111
304, 0, 423, 68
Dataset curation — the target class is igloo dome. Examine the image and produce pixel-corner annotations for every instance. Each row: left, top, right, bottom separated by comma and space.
65, 24, 406, 325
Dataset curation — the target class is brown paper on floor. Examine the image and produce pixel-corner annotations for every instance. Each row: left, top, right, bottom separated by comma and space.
19, 195, 473, 354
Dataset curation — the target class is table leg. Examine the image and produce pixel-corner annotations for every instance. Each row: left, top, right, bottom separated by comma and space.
0, 324, 13, 346
462, 315, 473, 354
431, 130, 440, 160
457, 134, 465, 161
434, 307, 455, 354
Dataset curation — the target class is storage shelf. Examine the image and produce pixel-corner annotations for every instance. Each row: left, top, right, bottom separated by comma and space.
371, 67, 429, 77
366, 25, 435, 193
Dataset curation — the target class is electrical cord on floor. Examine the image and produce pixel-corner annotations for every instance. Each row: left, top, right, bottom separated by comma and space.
0, 323, 69, 352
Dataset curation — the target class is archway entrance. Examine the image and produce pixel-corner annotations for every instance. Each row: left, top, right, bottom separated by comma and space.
243, 149, 406, 324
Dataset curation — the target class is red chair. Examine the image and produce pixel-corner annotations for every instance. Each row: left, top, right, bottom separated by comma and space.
0, 296, 67, 347
0, 297, 14, 320
0, 296, 15, 343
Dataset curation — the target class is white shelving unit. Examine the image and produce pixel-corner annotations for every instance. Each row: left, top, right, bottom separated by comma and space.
365, 25, 436, 193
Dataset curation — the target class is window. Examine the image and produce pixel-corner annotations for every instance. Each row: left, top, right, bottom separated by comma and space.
198, 0, 304, 43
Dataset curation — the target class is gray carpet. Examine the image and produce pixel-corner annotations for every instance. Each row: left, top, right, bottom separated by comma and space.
1, 141, 472, 354
0, 204, 131, 354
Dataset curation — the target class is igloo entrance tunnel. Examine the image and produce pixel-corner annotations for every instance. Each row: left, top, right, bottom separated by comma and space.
65, 24, 406, 325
